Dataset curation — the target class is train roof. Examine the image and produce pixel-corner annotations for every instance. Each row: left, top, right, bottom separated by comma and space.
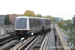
17, 16, 50, 20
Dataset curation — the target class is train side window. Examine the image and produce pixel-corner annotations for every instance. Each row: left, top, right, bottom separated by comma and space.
45, 19, 46, 26
35, 18, 36, 28
41, 19, 42, 26
29, 18, 34, 29
31, 18, 35, 29
35, 18, 38, 28
37, 19, 39, 27
46, 19, 47, 26
45, 19, 47, 26
39, 19, 41, 27
47, 19, 48, 26
49, 20, 50, 26
48, 20, 49, 26
41, 19, 42, 27
32, 18, 34, 29
44, 19, 45, 26
33, 18, 35, 28
41, 19, 43, 27
29, 18, 31, 29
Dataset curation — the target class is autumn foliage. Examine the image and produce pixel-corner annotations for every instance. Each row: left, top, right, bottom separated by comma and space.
22, 10, 36, 17
22, 10, 55, 22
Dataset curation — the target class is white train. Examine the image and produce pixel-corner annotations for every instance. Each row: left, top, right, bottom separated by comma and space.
15, 16, 51, 39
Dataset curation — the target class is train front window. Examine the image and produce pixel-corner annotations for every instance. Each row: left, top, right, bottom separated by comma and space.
16, 18, 27, 29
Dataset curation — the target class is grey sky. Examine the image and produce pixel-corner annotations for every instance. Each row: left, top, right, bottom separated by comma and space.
0, 0, 75, 20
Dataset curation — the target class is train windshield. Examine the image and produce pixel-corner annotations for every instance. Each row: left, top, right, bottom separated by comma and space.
16, 18, 27, 29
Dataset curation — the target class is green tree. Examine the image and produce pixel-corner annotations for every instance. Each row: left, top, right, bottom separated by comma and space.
7, 15, 9, 24
36, 14, 42, 17
73, 17, 75, 24
65, 19, 71, 25
22, 10, 36, 17
50, 16, 55, 22
45, 15, 51, 19
4, 15, 11, 25
42, 15, 55, 22
68, 29, 75, 47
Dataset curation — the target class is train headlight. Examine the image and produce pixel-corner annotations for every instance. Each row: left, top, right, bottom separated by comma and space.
31, 32, 34, 36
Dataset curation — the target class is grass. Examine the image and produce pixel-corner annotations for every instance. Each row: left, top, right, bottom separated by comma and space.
58, 26, 67, 35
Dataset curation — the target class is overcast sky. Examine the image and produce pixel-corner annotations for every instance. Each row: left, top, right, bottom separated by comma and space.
0, 0, 75, 20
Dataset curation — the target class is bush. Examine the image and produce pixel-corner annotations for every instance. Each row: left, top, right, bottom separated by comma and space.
57, 22, 67, 31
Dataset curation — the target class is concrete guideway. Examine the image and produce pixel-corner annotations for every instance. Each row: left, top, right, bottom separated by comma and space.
55, 24, 70, 50
46, 24, 56, 50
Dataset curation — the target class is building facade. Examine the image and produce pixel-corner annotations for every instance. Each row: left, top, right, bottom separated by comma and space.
72, 15, 75, 24
55, 17, 63, 22
8, 14, 19, 25
0, 14, 19, 25
0, 15, 6, 25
